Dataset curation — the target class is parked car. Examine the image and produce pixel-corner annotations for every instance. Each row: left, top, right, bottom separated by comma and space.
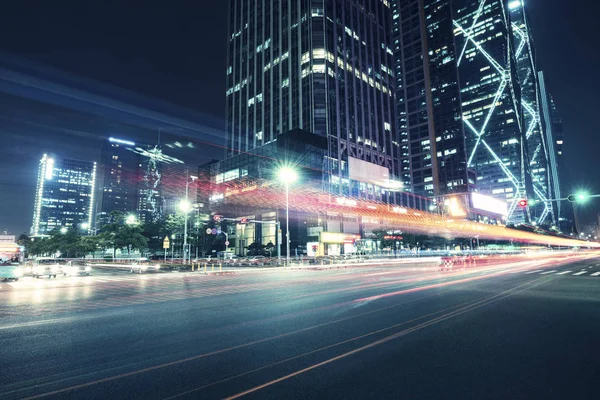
130, 260, 161, 274
64, 260, 92, 276
32, 259, 66, 278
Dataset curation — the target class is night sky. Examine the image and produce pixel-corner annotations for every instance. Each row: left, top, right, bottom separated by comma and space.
0, 0, 598, 234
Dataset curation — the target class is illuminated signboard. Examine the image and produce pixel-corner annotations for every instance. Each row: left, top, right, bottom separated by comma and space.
320, 232, 360, 244
471, 192, 508, 216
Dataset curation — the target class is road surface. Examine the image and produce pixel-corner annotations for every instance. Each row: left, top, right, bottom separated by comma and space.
1, 254, 599, 399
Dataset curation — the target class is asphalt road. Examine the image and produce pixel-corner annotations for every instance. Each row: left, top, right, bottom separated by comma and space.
1, 254, 599, 399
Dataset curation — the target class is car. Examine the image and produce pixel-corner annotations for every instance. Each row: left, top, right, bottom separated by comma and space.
130, 260, 161, 274
0, 261, 24, 282
246, 256, 267, 266
32, 259, 66, 278
64, 260, 92, 276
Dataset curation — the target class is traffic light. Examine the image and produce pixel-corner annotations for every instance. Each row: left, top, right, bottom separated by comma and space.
518, 199, 528, 207
213, 214, 223, 222
239, 217, 248, 224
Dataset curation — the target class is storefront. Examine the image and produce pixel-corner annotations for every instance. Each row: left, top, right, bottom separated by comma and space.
317, 232, 361, 256
0, 235, 21, 262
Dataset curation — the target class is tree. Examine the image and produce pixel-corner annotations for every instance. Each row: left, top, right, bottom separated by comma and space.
76, 236, 101, 258
16, 233, 30, 247
96, 211, 148, 257
247, 242, 267, 256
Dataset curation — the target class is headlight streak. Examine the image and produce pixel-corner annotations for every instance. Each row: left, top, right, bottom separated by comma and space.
224, 276, 554, 400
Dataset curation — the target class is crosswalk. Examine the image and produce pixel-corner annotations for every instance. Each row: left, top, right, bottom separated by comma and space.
522, 268, 600, 278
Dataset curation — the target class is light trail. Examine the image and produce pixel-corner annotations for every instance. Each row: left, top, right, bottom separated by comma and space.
224, 276, 553, 399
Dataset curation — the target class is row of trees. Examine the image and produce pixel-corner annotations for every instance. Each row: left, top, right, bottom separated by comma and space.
23, 212, 149, 258
21, 211, 223, 259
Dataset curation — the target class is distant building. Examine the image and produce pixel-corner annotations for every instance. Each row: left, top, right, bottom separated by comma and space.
31, 154, 97, 236
0, 235, 20, 262
96, 137, 142, 226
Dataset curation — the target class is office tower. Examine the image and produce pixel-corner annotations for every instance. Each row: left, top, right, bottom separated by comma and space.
392, 0, 555, 224
226, 0, 401, 201
31, 154, 97, 236
97, 137, 177, 225
538, 70, 563, 222
97, 137, 142, 226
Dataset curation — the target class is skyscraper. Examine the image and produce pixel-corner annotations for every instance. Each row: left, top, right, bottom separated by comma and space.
392, 0, 557, 224
97, 137, 142, 226
31, 154, 97, 236
226, 0, 402, 201
97, 137, 181, 226
538, 70, 563, 222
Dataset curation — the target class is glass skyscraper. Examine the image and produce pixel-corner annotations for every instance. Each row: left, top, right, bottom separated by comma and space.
226, 0, 404, 202
392, 0, 557, 224
31, 154, 97, 236
97, 137, 142, 226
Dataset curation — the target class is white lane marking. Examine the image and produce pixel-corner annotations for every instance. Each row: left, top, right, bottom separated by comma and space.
591, 272, 600, 277
573, 271, 588, 276
525, 270, 544, 274
556, 271, 572, 275
540, 270, 557, 275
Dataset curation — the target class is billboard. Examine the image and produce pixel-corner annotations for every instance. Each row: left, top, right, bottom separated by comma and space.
348, 157, 389, 186
471, 192, 508, 216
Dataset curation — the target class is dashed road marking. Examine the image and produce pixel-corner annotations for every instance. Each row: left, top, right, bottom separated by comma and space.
590, 272, 600, 277
556, 271, 572, 275
540, 270, 557, 275
573, 271, 588, 276
525, 270, 544, 274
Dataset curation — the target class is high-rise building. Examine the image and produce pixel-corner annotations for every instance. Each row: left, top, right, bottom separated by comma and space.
538, 70, 562, 222
97, 137, 142, 226
97, 137, 177, 226
392, 0, 557, 224
31, 154, 97, 236
226, 0, 404, 202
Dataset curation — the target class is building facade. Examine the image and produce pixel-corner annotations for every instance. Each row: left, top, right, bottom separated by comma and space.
96, 137, 142, 226
392, 0, 557, 225
31, 154, 97, 236
538, 70, 562, 223
227, 0, 404, 202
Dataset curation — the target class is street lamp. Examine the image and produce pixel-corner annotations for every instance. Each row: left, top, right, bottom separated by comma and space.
125, 214, 137, 225
60, 227, 68, 234
277, 166, 298, 264
180, 175, 198, 264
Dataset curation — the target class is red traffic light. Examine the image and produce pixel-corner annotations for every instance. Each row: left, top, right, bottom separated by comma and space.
213, 214, 223, 222
518, 199, 528, 207
239, 217, 248, 224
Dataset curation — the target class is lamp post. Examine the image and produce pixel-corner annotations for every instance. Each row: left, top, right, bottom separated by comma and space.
179, 175, 198, 265
278, 167, 298, 265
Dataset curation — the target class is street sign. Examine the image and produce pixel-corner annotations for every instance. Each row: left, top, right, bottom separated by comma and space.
216, 228, 222, 234
225, 240, 230, 246
211, 228, 217, 235
206, 228, 212, 234
163, 236, 170, 249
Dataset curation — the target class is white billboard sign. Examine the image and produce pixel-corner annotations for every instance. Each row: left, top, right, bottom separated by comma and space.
471, 192, 508, 216
348, 157, 389, 186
